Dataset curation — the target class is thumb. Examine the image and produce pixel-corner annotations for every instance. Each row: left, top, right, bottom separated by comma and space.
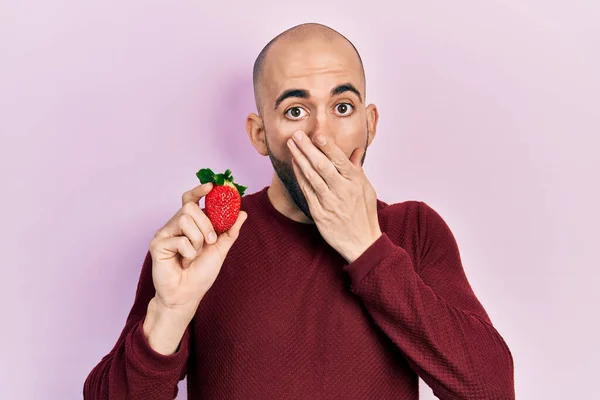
215, 211, 248, 254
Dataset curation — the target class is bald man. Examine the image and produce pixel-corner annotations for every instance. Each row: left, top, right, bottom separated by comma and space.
85, 24, 515, 400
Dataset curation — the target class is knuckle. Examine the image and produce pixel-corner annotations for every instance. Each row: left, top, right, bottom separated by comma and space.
149, 237, 160, 252
316, 160, 328, 172
179, 237, 193, 251
182, 201, 196, 214
153, 226, 167, 239
178, 213, 190, 226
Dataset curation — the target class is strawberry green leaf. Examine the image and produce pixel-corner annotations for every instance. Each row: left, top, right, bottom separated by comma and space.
224, 169, 233, 181
234, 183, 247, 196
214, 174, 225, 186
196, 168, 215, 184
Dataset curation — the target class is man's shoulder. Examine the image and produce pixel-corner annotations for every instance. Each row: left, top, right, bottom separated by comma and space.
377, 198, 455, 251
376, 198, 422, 225
377, 198, 445, 244
377, 198, 442, 225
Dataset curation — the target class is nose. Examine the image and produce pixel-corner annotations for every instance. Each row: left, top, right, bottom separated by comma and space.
304, 110, 332, 142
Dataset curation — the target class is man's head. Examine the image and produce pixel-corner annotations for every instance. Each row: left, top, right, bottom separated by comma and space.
246, 23, 379, 220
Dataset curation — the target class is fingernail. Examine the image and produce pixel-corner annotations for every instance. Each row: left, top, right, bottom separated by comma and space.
316, 135, 326, 145
208, 232, 217, 242
293, 131, 303, 141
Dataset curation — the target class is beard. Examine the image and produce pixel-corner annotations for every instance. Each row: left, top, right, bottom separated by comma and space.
264, 131, 368, 221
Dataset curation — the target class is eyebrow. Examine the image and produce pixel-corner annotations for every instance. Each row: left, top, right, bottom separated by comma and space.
274, 89, 310, 110
331, 83, 363, 103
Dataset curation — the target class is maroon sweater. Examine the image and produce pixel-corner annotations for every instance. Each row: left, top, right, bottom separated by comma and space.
84, 187, 515, 399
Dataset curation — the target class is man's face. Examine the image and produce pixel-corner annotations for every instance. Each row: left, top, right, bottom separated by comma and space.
256, 36, 377, 219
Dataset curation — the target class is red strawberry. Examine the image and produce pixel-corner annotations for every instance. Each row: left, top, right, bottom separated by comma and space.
196, 168, 247, 235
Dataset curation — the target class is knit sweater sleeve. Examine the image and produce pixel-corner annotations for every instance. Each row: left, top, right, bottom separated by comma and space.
342, 202, 515, 400
83, 251, 190, 400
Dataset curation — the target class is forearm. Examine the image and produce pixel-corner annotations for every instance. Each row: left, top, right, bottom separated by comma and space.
84, 254, 191, 399
84, 317, 191, 400
345, 235, 515, 399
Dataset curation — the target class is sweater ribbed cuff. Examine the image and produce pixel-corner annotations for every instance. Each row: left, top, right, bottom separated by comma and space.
343, 233, 397, 286
129, 319, 190, 373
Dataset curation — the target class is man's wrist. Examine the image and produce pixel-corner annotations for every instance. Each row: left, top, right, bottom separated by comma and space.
342, 231, 383, 264
142, 297, 194, 355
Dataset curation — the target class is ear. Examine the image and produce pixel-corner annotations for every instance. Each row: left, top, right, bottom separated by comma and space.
366, 104, 379, 147
246, 113, 268, 156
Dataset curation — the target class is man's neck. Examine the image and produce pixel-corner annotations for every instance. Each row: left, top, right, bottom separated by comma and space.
267, 174, 314, 225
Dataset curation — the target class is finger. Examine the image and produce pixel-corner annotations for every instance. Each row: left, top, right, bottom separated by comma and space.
214, 211, 248, 256
158, 202, 217, 245
313, 135, 356, 178
182, 183, 213, 206
179, 214, 204, 252
152, 236, 197, 269
288, 136, 329, 195
292, 158, 320, 208
182, 202, 218, 244
349, 147, 364, 168
289, 130, 340, 185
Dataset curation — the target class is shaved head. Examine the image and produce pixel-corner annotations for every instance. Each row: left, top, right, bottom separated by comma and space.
252, 23, 366, 114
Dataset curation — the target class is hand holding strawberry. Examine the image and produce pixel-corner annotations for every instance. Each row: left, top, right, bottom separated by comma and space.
196, 168, 247, 234
143, 173, 247, 355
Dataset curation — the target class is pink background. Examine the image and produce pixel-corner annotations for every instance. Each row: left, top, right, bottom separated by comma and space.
2, 1, 599, 399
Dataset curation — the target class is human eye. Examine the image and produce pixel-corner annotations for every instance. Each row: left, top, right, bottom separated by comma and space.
333, 103, 354, 117
284, 107, 308, 120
